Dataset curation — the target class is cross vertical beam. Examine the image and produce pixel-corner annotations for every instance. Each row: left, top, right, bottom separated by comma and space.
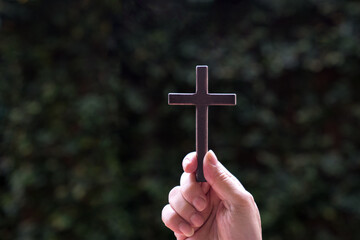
195, 66, 208, 182
196, 65, 208, 95
196, 105, 208, 182
168, 65, 236, 182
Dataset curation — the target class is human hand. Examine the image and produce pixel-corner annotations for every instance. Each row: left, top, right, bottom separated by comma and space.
161, 150, 262, 240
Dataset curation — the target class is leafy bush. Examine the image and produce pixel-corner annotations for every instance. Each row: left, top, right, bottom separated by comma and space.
1, 0, 359, 239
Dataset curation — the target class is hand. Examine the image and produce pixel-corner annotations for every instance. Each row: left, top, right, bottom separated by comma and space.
162, 150, 262, 240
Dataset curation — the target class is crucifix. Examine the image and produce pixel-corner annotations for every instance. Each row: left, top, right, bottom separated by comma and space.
168, 65, 236, 182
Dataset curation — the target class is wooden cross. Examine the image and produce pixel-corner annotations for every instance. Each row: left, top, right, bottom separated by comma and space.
168, 65, 236, 182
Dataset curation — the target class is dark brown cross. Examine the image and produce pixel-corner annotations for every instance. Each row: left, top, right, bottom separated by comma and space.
168, 65, 236, 182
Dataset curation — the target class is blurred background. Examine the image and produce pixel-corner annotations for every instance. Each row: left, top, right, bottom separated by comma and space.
1, 0, 360, 239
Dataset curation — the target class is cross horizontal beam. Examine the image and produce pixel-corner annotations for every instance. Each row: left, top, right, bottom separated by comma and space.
169, 93, 236, 106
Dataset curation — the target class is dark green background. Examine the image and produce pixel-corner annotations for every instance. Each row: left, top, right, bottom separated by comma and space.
1, 0, 360, 239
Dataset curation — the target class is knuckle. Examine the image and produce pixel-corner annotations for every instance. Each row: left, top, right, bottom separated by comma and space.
180, 172, 188, 186
161, 204, 170, 224
236, 191, 255, 205
181, 181, 195, 197
161, 204, 177, 227
168, 186, 180, 203
180, 172, 194, 189
243, 191, 254, 202
180, 181, 192, 200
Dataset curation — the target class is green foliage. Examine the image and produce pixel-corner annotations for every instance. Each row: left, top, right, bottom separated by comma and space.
1, 0, 360, 239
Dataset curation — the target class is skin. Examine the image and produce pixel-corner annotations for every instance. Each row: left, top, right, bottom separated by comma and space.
162, 150, 262, 240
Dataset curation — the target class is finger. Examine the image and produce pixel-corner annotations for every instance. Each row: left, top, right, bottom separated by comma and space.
169, 186, 205, 228
174, 232, 186, 240
201, 181, 210, 194
162, 204, 195, 237
204, 150, 249, 204
180, 172, 208, 212
182, 152, 197, 173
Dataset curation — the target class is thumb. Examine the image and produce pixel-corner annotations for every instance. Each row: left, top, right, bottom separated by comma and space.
204, 150, 246, 203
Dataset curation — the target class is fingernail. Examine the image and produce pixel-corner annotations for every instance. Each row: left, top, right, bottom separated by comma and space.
193, 197, 206, 211
179, 223, 194, 237
206, 150, 217, 166
190, 213, 204, 227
